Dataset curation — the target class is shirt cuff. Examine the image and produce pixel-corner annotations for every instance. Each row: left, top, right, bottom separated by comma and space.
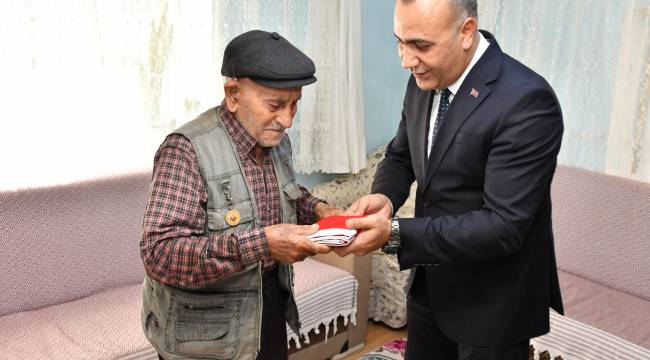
298, 195, 323, 224
222, 228, 275, 270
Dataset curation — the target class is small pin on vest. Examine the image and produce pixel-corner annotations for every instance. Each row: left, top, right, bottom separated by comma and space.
225, 209, 241, 226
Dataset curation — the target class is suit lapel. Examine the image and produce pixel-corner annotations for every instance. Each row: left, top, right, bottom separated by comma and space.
409, 86, 434, 183
413, 91, 434, 183
420, 31, 502, 193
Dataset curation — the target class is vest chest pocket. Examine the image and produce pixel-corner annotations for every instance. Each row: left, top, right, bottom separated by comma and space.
282, 182, 302, 200
282, 182, 301, 224
175, 304, 233, 341
166, 292, 242, 359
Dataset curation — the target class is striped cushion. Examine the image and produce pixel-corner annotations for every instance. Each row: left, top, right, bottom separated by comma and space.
287, 258, 358, 348
532, 311, 650, 359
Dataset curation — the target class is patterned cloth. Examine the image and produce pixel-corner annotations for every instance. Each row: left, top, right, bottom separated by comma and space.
368, 251, 409, 329
140, 103, 321, 289
359, 338, 407, 360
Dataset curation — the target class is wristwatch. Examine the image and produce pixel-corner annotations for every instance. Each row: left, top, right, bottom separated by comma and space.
382, 217, 401, 255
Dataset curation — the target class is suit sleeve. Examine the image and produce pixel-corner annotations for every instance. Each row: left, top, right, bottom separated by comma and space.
372, 78, 417, 211
397, 85, 564, 268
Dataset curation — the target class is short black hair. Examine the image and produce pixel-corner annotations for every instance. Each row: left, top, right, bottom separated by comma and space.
399, 0, 478, 21
450, 0, 478, 20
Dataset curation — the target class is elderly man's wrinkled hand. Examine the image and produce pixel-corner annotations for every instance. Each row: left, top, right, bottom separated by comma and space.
315, 202, 347, 220
332, 214, 391, 257
265, 223, 331, 263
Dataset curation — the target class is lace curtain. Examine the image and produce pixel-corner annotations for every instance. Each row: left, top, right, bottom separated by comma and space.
478, 0, 650, 182
0, 0, 365, 191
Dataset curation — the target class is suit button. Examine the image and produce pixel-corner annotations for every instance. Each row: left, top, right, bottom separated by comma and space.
423, 200, 431, 208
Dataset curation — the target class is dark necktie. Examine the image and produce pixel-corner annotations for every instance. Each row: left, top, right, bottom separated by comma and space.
429, 88, 451, 155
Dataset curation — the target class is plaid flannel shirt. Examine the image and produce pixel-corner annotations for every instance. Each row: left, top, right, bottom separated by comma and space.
140, 104, 321, 289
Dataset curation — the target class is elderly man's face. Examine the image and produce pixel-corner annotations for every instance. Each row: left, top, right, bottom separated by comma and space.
227, 78, 302, 148
394, 0, 475, 90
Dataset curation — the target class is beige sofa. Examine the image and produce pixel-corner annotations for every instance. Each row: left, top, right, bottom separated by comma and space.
313, 146, 650, 359
0, 172, 370, 360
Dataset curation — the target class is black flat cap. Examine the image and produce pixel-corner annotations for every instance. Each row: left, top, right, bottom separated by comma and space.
221, 30, 316, 89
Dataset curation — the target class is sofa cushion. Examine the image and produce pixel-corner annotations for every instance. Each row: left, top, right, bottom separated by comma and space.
0, 172, 151, 316
551, 166, 650, 301
558, 270, 650, 350
0, 284, 156, 360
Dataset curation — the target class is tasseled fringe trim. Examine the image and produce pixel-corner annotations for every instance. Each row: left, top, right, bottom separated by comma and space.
529, 344, 564, 360
288, 310, 358, 349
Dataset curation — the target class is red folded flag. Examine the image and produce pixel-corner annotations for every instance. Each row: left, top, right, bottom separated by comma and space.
308, 215, 364, 246
316, 215, 364, 229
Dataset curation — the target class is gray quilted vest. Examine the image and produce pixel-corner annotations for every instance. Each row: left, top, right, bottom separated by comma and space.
141, 106, 302, 360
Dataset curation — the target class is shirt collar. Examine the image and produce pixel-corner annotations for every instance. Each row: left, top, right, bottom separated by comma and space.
446, 31, 490, 98
218, 100, 259, 157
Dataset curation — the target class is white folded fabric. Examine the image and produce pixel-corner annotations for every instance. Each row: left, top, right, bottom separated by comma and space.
307, 216, 361, 246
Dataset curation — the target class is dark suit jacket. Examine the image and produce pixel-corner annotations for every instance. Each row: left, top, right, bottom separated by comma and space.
372, 31, 564, 346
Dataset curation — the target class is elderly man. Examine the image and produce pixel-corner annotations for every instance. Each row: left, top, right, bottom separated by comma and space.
140, 30, 342, 360
340, 0, 564, 359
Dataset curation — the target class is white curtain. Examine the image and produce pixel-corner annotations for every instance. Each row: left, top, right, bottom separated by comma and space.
478, 0, 650, 183
296, 0, 366, 173
0, 0, 365, 191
